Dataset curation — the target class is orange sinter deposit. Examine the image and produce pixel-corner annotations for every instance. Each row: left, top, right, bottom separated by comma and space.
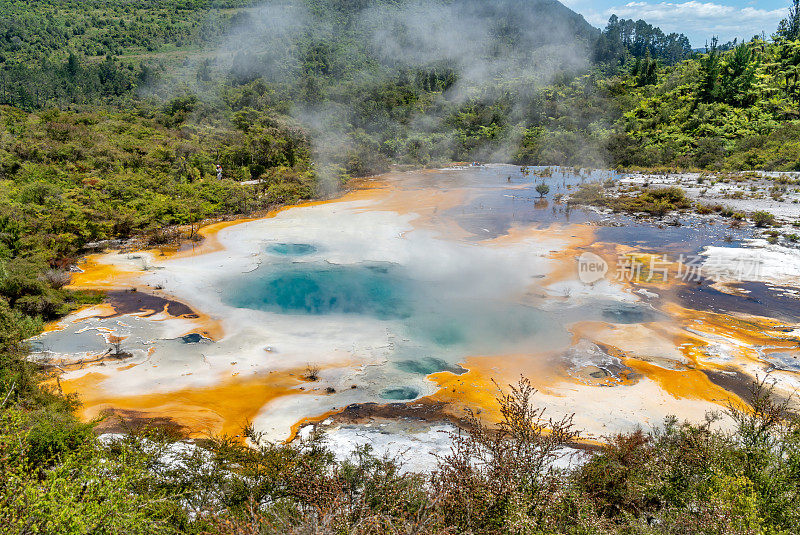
60, 369, 309, 439
67, 254, 144, 291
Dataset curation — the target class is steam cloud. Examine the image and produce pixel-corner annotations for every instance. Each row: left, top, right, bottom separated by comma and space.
163, 0, 597, 191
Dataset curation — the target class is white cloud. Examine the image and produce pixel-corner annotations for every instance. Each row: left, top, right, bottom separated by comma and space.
589, 2, 785, 45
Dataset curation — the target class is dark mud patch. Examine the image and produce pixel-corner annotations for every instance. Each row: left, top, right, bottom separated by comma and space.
92, 408, 190, 439
675, 280, 800, 322
325, 400, 601, 451
702, 367, 799, 416
331, 399, 457, 426
105, 290, 198, 319
701, 367, 757, 404
180, 332, 212, 344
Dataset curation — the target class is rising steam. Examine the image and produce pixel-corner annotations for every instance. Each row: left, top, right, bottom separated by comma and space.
157, 0, 597, 192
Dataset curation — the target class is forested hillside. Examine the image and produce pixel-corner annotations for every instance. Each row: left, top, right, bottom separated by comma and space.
5, 0, 800, 173
517, 36, 800, 170
0, 0, 258, 108
0, 0, 603, 169
0, 102, 311, 313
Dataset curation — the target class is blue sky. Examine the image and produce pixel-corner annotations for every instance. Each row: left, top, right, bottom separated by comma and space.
561, 0, 790, 46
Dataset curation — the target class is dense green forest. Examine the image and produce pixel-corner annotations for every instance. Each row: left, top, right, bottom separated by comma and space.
3, 0, 800, 533
6, 0, 798, 171
0, 0, 260, 108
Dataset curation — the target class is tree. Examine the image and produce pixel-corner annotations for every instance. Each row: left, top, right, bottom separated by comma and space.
632, 55, 659, 87
196, 59, 212, 82
535, 183, 550, 198
66, 52, 79, 78
720, 44, 757, 106
777, 0, 800, 41
594, 15, 691, 66
698, 38, 722, 103
108, 334, 125, 357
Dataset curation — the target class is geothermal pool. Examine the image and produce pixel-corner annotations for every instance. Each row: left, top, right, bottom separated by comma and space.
32, 165, 800, 454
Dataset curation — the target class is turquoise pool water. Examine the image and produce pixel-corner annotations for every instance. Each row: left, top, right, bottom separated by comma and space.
223, 260, 564, 355
267, 243, 318, 256
381, 387, 419, 400
217, 165, 723, 404
225, 262, 412, 319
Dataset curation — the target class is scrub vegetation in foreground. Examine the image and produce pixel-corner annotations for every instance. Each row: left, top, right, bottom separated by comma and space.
2, 376, 800, 534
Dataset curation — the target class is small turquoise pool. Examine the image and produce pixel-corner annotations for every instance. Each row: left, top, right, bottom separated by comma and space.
267, 243, 318, 256
395, 357, 466, 375
381, 387, 419, 400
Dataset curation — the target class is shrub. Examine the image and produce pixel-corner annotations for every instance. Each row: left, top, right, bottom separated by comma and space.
304, 364, 320, 382
752, 210, 776, 227
535, 182, 550, 197
22, 408, 95, 467
568, 183, 605, 206
41, 269, 71, 290
696, 202, 715, 214
431, 379, 578, 533
0, 408, 177, 534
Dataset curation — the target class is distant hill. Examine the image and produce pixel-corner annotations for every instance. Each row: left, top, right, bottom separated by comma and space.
315, 0, 600, 44
215, 0, 603, 107
308, 0, 597, 34
0, 0, 600, 109
300, 0, 601, 59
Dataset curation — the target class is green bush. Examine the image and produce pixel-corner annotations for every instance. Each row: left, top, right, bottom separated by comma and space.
752, 210, 776, 227
0, 408, 177, 534
535, 182, 551, 197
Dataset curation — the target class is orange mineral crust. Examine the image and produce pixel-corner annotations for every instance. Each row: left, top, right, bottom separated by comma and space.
424, 353, 557, 424
664, 302, 799, 347
66, 254, 143, 290
60, 370, 309, 439
66, 181, 389, 289
423, 350, 744, 440
568, 320, 747, 405
287, 409, 345, 443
